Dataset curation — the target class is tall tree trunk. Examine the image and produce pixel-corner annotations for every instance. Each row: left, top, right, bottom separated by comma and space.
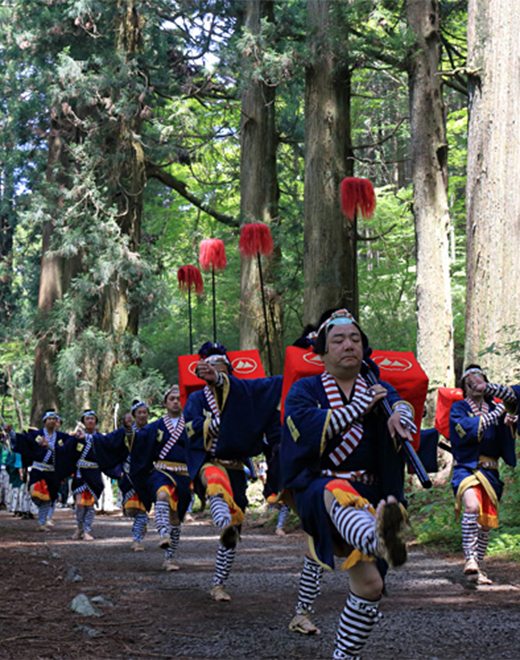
303, 0, 354, 325
97, 0, 145, 422
30, 117, 82, 426
0, 165, 15, 323
465, 0, 520, 381
239, 0, 284, 374
407, 0, 455, 423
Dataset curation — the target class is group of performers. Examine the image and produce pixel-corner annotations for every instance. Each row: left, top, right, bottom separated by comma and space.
1, 306, 519, 660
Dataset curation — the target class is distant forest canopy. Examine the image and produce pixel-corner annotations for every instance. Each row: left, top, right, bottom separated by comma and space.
0, 0, 519, 430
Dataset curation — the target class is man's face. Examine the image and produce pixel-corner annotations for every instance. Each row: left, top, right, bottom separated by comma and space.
44, 417, 57, 432
322, 324, 363, 374
83, 415, 97, 434
134, 406, 149, 429
165, 392, 182, 416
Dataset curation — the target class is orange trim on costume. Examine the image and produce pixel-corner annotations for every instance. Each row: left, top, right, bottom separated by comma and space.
157, 484, 178, 511
203, 464, 245, 526
79, 491, 96, 507
31, 480, 51, 503
124, 493, 147, 514
473, 484, 499, 528
325, 479, 376, 570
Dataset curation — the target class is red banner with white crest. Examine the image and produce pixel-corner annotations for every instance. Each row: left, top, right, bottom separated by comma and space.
281, 347, 428, 449
178, 350, 265, 407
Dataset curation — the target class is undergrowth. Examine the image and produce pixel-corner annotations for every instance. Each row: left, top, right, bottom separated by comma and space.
408, 456, 520, 561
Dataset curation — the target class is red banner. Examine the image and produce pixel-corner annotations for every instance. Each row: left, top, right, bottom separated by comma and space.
434, 387, 463, 439
178, 350, 265, 407
281, 347, 428, 449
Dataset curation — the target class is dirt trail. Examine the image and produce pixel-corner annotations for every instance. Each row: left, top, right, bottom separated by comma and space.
1, 508, 519, 660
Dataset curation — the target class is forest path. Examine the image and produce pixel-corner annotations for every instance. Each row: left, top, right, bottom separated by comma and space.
1, 507, 519, 660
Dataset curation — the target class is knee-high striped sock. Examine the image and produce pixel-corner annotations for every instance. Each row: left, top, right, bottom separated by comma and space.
461, 512, 479, 560
83, 507, 95, 532
75, 505, 85, 529
38, 502, 51, 525
133, 512, 149, 542
333, 592, 381, 660
212, 544, 236, 586
277, 504, 290, 529
165, 525, 181, 559
477, 527, 490, 565
329, 500, 377, 556
209, 494, 231, 531
295, 555, 323, 615
155, 501, 170, 538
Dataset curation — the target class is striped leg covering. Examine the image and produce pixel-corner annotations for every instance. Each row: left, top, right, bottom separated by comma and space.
295, 555, 324, 615
165, 525, 181, 559
461, 512, 479, 561
329, 500, 377, 557
333, 593, 381, 660
212, 544, 236, 586
83, 507, 95, 533
75, 505, 85, 530
38, 502, 51, 525
132, 512, 149, 542
155, 500, 170, 539
277, 504, 290, 529
209, 494, 231, 530
477, 526, 490, 565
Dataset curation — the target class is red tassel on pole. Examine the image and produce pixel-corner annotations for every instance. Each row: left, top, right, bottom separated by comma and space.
340, 177, 376, 222
239, 222, 274, 259
199, 238, 227, 272
177, 265, 204, 296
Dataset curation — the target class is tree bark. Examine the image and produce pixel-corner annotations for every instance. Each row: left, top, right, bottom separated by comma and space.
465, 0, 520, 381
303, 0, 354, 325
238, 0, 284, 374
30, 117, 82, 426
407, 0, 455, 422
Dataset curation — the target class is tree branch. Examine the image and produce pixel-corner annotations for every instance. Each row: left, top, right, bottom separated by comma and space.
145, 162, 238, 227
357, 224, 397, 242
354, 117, 408, 150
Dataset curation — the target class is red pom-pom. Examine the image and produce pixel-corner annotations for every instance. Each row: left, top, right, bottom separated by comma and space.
239, 222, 274, 259
199, 238, 227, 272
178, 265, 204, 295
340, 177, 376, 221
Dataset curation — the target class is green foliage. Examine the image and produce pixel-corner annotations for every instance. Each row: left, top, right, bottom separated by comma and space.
0, 0, 473, 435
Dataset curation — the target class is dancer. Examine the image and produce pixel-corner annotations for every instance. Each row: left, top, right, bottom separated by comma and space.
71, 409, 105, 541
450, 365, 517, 584
130, 385, 191, 571
184, 342, 282, 602
12, 410, 83, 532
280, 309, 414, 659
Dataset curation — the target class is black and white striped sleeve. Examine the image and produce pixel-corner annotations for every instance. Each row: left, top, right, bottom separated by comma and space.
479, 402, 506, 430
325, 392, 373, 439
484, 383, 518, 414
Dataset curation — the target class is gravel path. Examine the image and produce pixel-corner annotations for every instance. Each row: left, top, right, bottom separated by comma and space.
1, 508, 519, 659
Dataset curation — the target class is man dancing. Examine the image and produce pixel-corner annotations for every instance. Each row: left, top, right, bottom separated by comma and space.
71, 409, 105, 541
280, 309, 414, 660
184, 342, 282, 602
450, 365, 517, 583
130, 385, 191, 571
12, 410, 83, 532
